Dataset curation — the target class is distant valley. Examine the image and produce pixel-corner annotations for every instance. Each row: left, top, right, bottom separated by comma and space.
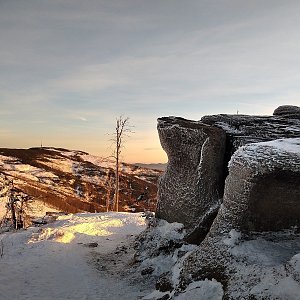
0, 147, 163, 221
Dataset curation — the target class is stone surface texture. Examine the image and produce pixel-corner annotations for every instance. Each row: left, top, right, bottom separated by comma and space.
154, 106, 300, 299
273, 105, 300, 119
209, 138, 300, 235
156, 117, 226, 236
156, 107, 300, 243
201, 112, 300, 166
179, 138, 300, 298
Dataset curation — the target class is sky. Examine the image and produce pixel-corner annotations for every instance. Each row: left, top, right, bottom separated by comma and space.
0, 0, 300, 163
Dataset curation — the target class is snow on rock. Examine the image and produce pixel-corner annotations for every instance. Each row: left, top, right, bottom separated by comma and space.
173, 136, 300, 299
152, 107, 300, 299
209, 137, 300, 234
228, 138, 300, 172
222, 229, 241, 247
132, 217, 199, 299
135, 218, 188, 276
176, 227, 300, 299
250, 276, 300, 300
142, 279, 224, 300
174, 279, 223, 300
201, 109, 300, 154
156, 108, 300, 245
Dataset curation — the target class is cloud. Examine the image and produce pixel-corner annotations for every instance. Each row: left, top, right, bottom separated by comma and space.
78, 117, 87, 122
1, 0, 300, 162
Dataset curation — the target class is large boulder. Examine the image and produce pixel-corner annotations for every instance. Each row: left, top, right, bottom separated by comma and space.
156, 107, 300, 243
152, 106, 300, 298
209, 137, 300, 235
177, 138, 300, 299
156, 117, 226, 239
273, 105, 300, 119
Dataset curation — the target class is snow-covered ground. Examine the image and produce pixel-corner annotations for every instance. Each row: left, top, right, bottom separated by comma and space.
2, 211, 299, 299
0, 212, 150, 300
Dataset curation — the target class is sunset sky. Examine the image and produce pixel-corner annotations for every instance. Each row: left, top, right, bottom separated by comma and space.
1, 0, 300, 163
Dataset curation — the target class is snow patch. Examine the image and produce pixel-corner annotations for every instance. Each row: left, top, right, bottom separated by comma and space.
229, 138, 300, 172
174, 279, 224, 300
223, 229, 241, 247
250, 276, 300, 300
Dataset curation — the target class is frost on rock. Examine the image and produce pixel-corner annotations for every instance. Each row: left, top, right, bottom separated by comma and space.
177, 228, 300, 300
154, 106, 300, 299
211, 138, 300, 234
222, 229, 241, 247
201, 109, 300, 156
133, 217, 197, 299
175, 137, 300, 299
156, 117, 226, 241
174, 279, 223, 300
156, 108, 300, 245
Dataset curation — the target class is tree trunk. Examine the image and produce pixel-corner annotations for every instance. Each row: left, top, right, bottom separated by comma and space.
10, 199, 17, 229
115, 153, 119, 212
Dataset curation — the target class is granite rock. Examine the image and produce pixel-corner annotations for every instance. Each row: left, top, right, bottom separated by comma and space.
156, 117, 226, 239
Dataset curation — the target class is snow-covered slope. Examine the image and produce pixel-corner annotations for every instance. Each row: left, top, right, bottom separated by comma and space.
0, 212, 151, 300
0, 147, 162, 220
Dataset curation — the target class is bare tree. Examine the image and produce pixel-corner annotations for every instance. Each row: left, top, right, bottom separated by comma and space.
109, 116, 132, 212
0, 174, 29, 229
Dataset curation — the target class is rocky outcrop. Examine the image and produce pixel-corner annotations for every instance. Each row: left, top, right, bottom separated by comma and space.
178, 138, 300, 299
209, 138, 300, 235
273, 105, 300, 119
151, 106, 300, 299
156, 117, 226, 240
156, 106, 300, 244
201, 111, 300, 170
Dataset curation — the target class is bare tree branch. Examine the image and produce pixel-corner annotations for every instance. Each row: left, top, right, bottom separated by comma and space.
107, 116, 133, 212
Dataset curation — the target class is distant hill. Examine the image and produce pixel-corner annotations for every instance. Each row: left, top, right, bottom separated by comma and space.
0, 147, 163, 220
134, 163, 166, 171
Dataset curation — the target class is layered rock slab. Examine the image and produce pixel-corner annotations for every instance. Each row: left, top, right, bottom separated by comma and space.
156, 117, 226, 238
273, 105, 300, 119
201, 109, 300, 166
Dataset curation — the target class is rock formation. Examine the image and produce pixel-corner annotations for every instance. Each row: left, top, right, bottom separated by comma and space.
156, 105, 300, 244
210, 138, 300, 234
273, 104, 300, 119
201, 109, 300, 171
178, 138, 300, 299
148, 105, 300, 299
156, 117, 226, 241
